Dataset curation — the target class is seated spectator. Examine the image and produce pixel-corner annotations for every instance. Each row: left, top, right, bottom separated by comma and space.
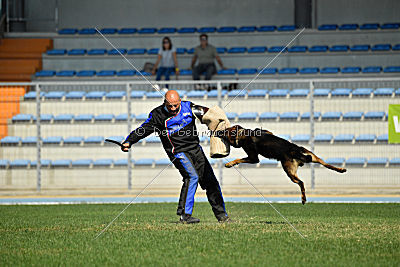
191, 34, 225, 89
152, 37, 179, 88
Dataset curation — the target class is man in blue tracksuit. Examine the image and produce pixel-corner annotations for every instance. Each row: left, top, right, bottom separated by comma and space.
122, 90, 230, 223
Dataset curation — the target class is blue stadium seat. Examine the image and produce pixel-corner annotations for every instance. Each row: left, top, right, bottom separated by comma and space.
325, 158, 345, 165
299, 67, 319, 74
383, 66, 400, 73
261, 68, 277, 74
35, 70, 55, 77
108, 49, 127, 55
21, 136, 37, 145
46, 49, 67, 55
238, 112, 258, 120
10, 159, 30, 168
148, 48, 159, 55
227, 47, 247, 53
23, 91, 38, 100
346, 157, 366, 166
301, 112, 321, 120
290, 89, 309, 97
374, 88, 393, 97
12, 114, 33, 122
99, 28, 117, 34
72, 159, 92, 167
68, 49, 86, 56
97, 70, 116, 77
65, 91, 85, 99
393, 44, 400, 51
77, 28, 96, 35
377, 134, 388, 143
64, 136, 83, 145
257, 25, 276, 32
155, 159, 171, 166
216, 47, 227, 54
350, 45, 370, 52
76, 70, 96, 77
362, 66, 382, 73
292, 134, 310, 143
43, 136, 63, 145
208, 90, 227, 98
217, 26, 237, 33
84, 136, 103, 145
45, 91, 65, 99
343, 111, 363, 120
238, 68, 257, 75
158, 28, 177, 34
135, 159, 154, 166
119, 28, 137, 34
227, 89, 247, 97
364, 111, 385, 120
248, 46, 267, 53
226, 112, 238, 120
131, 90, 146, 99
269, 89, 289, 97
352, 88, 372, 97
341, 67, 361, 74
380, 23, 400, 30
117, 70, 136, 77
36, 114, 53, 123
31, 159, 51, 167
145, 136, 160, 144
360, 23, 379, 30
58, 28, 77, 34
93, 159, 113, 167
138, 28, 157, 34
395, 88, 400, 96
95, 114, 114, 122
74, 114, 93, 122
106, 91, 126, 99
198, 27, 216, 33
87, 49, 107, 55
309, 46, 328, 52
176, 48, 187, 54
248, 89, 268, 97
179, 69, 192, 75
178, 27, 197, 34
268, 46, 287, 53
114, 159, 130, 167
288, 46, 307, 53
334, 134, 354, 142
56, 70, 75, 77
367, 158, 388, 166
278, 68, 298, 74
146, 91, 164, 98
217, 69, 236, 75
135, 113, 149, 121
0, 136, 21, 145
320, 67, 340, 74
54, 114, 73, 122
314, 134, 333, 143
322, 112, 342, 120
355, 134, 376, 143
330, 45, 349, 52
238, 26, 256, 32
278, 25, 296, 31
331, 88, 351, 97
318, 24, 338, 31
85, 91, 105, 99
259, 112, 279, 121
259, 159, 278, 166
186, 90, 206, 98
371, 44, 391, 51
280, 112, 299, 120
115, 113, 135, 122
339, 24, 358, 30
389, 158, 400, 166
127, 48, 147, 55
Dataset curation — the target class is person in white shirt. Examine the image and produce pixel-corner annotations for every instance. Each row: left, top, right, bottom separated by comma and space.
152, 37, 179, 88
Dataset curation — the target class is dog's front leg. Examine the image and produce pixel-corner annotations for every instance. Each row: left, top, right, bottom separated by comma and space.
225, 157, 259, 168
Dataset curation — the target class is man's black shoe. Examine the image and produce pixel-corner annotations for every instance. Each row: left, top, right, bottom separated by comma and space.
180, 214, 200, 224
218, 216, 234, 223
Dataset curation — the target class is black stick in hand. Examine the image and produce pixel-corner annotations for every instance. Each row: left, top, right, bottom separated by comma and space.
105, 139, 128, 152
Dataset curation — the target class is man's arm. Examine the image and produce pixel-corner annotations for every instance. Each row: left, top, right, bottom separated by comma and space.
191, 54, 198, 69
122, 112, 157, 151
215, 55, 225, 69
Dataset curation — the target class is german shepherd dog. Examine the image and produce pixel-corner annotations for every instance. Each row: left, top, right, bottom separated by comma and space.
216, 125, 347, 204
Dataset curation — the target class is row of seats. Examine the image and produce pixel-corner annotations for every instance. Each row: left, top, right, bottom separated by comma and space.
0, 133, 390, 146
22, 88, 400, 100
35, 66, 400, 78
46, 44, 400, 56
57, 23, 400, 35
1, 157, 399, 168
9, 111, 388, 124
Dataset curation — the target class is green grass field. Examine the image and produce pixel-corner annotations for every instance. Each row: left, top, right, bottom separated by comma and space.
0, 203, 399, 266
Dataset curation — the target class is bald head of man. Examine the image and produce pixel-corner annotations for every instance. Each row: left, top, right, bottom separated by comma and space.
164, 90, 181, 115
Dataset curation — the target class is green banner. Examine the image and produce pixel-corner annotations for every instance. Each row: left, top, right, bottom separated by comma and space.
388, 104, 400, 143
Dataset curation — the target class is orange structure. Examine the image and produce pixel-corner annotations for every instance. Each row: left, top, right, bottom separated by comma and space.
0, 86, 26, 139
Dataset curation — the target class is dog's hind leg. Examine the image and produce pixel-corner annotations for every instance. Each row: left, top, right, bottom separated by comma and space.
282, 160, 307, 205
301, 148, 347, 173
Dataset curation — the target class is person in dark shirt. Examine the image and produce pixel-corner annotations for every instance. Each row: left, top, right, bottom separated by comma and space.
122, 90, 230, 224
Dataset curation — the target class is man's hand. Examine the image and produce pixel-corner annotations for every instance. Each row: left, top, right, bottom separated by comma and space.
121, 142, 130, 152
